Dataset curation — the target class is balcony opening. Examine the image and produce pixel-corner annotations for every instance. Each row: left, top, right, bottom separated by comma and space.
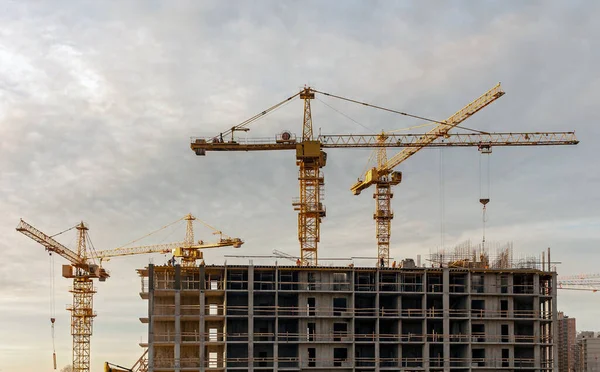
334, 322, 347, 341
334, 348, 347, 367
307, 297, 316, 316
308, 348, 316, 367
333, 297, 347, 316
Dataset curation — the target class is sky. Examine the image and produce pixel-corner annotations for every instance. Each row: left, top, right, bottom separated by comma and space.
1, 0, 599, 370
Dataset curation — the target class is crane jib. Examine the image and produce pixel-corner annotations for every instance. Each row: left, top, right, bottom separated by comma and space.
190, 132, 578, 153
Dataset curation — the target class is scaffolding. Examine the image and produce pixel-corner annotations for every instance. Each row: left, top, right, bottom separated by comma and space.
429, 240, 547, 271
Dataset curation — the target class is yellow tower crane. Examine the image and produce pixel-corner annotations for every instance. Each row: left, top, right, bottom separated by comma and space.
190, 85, 578, 266
16, 214, 242, 372
351, 84, 578, 267
352, 84, 503, 267
16, 219, 109, 372
558, 273, 600, 292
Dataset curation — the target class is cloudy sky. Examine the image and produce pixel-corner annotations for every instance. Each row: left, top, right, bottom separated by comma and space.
1, 1, 598, 370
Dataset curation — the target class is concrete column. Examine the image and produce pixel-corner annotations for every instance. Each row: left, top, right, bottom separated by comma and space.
375, 269, 380, 372
442, 268, 450, 370
350, 269, 356, 371
397, 276, 402, 370
175, 290, 181, 372
199, 289, 205, 372
174, 265, 181, 372
532, 273, 541, 369
248, 265, 254, 371
274, 267, 279, 371
148, 264, 154, 372
552, 273, 558, 371
422, 272, 428, 371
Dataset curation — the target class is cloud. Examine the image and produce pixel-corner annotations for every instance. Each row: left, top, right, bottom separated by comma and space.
1, 1, 599, 371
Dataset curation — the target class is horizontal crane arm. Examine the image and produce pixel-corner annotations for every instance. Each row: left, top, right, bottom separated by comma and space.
91, 239, 244, 260
16, 219, 85, 266
91, 242, 183, 259
191, 131, 578, 153
320, 132, 579, 148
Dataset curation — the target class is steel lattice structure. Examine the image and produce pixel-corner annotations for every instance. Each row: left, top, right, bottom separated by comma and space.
190, 85, 579, 266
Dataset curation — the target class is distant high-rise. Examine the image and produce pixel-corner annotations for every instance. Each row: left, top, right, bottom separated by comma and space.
575, 332, 600, 372
557, 311, 577, 372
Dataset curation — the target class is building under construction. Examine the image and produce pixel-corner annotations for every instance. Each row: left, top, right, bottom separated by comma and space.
137, 243, 557, 371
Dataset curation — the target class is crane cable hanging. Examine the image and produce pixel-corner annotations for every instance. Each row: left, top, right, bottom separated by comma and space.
49, 252, 57, 369
221, 91, 302, 140
439, 149, 445, 250
479, 147, 492, 248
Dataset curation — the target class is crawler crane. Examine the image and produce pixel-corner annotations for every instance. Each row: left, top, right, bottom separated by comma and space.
190, 84, 578, 266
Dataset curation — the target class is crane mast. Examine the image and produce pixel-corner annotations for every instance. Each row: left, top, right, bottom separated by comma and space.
71, 223, 95, 372
293, 88, 326, 265
373, 133, 401, 267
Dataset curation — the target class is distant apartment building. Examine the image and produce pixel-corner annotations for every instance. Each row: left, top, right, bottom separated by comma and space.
558, 312, 577, 371
575, 332, 600, 372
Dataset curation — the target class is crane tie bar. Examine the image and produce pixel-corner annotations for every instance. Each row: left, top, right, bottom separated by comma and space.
312, 88, 489, 135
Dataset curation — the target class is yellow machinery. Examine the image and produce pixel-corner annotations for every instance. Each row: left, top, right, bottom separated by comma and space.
103, 348, 149, 372
351, 84, 578, 267
90, 213, 243, 266
104, 362, 132, 372
16, 214, 241, 372
17, 220, 109, 372
190, 85, 578, 266
352, 84, 504, 267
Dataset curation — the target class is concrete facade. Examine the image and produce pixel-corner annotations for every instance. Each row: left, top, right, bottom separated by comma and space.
138, 264, 557, 371
575, 333, 600, 372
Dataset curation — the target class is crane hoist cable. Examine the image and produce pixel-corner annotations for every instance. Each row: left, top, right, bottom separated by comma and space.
222, 91, 301, 139
116, 216, 187, 249
315, 97, 374, 132
479, 148, 492, 248
49, 252, 57, 369
439, 148, 445, 250
49, 224, 77, 238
